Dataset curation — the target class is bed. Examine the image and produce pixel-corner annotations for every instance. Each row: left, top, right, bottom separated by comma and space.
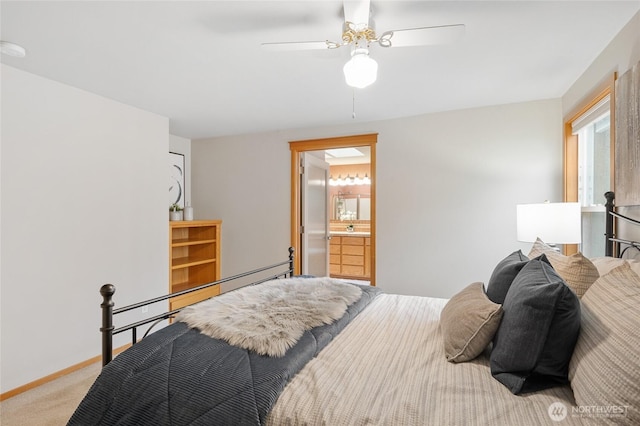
69, 194, 640, 426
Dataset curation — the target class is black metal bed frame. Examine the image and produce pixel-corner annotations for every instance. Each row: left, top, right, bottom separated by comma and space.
100, 247, 295, 366
99, 197, 638, 367
604, 191, 640, 258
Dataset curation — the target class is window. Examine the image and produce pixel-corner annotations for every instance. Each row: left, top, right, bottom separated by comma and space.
564, 77, 615, 257
572, 96, 610, 256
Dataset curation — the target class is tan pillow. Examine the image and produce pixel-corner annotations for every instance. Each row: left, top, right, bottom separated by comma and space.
528, 238, 599, 297
569, 263, 640, 424
440, 282, 503, 363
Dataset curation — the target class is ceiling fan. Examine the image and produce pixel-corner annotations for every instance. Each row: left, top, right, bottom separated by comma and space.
262, 0, 465, 88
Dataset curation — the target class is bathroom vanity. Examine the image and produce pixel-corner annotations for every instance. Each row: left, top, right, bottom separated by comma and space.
329, 231, 371, 280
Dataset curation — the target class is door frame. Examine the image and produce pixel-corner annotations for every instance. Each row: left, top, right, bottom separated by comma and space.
290, 133, 377, 285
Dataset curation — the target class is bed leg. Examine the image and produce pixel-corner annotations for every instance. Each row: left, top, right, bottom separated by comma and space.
100, 284, 116, 366
288, 246, 295, 277
605, 191, 615, 257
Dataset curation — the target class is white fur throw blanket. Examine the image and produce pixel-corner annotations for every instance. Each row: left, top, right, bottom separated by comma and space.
175, 277, 363, 357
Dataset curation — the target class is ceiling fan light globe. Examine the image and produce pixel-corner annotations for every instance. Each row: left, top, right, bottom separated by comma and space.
343, 53, 378, 89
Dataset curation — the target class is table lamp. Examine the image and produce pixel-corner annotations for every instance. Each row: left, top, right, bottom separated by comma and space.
516, 202, 581, 244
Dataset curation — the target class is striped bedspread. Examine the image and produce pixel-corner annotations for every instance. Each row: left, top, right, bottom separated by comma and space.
267, 294, 586, 426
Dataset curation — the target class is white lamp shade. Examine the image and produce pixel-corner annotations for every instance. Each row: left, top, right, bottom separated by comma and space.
343, 52, 378, 88
516, 202, 582, 244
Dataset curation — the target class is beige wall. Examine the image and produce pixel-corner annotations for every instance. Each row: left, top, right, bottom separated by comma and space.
0, 65, 170, 393
193, 98, 563, 298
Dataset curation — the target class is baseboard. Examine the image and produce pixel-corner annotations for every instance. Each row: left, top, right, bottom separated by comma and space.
0, 344, 131, 401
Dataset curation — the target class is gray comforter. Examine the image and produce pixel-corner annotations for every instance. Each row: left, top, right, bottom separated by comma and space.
68, 284, 380, 426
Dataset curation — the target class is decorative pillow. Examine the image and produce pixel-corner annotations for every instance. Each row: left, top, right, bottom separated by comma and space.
589, 256, 627, 276
528, 238, 599, 298
569, 263, 640, 424
490, 257, 581, 394
485, 250, 529, 304
590, 256, 640, 277
440, 282, 504, 363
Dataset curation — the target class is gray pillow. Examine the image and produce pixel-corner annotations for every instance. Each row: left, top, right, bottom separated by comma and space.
490, 256, 581, 394
486, 250, 529, 304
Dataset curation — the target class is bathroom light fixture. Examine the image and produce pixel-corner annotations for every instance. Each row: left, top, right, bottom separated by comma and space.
343, 47, 377, 89
0, 41, 26, 58
329, 174, 371, 187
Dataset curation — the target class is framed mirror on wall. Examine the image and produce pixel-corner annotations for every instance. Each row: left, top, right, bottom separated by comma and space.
333, 194, 371, 221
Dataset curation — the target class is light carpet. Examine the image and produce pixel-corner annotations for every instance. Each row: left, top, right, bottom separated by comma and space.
1, 362, 99, 426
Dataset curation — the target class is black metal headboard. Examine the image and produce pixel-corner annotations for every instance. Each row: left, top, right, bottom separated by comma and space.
604, 191, 640, 258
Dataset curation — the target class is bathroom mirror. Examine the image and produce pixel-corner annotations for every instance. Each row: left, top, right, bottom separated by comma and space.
333, 194, 370, 220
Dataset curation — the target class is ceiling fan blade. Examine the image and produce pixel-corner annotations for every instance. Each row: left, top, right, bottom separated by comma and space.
343, 0, 370, 26
261, 40, 340, 51
378, 24, 465, 48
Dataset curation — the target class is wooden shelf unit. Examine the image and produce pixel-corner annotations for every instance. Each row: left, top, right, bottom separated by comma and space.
169, 220, 221, 310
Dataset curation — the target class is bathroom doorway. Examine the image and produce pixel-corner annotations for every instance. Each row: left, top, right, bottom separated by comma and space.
289, 133, 377, 286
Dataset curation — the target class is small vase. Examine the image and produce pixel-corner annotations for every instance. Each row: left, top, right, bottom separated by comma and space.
169, 211, 182, 221
183, 204, 194, 221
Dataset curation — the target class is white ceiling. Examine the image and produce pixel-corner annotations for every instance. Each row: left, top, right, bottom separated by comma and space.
2, 1, 638, 140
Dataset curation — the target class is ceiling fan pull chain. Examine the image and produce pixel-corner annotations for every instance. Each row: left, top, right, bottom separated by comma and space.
352, 89, 357, 119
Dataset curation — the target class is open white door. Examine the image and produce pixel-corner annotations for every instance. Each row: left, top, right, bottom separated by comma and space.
301, 152, 330, 276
